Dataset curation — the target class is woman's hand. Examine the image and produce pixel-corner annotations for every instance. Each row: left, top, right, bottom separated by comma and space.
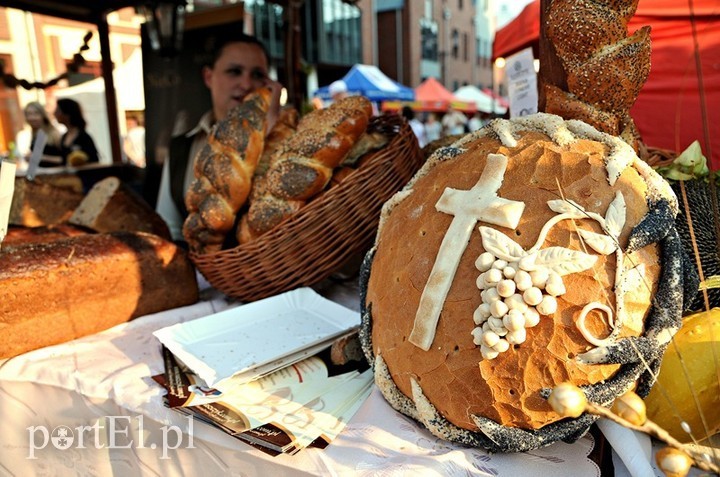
67, 149, 89, 167
263, 77, 284, 136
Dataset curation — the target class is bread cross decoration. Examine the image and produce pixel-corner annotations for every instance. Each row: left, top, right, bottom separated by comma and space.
409, 153, 526, 351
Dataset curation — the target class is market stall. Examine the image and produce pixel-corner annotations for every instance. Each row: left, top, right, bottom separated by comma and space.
493, 0, 720, 169
381, 77, 476, 113
313, 64, 415, 103
453, 84, 508, 115
2, 1, 720, 476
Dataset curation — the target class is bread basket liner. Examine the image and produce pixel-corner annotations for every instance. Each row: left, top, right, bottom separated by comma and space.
357, 116, 700, 453
190, 116, 424, 302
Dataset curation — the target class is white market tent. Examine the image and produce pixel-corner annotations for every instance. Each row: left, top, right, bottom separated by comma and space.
453, 85, 507, 115
56, 49, 145, 164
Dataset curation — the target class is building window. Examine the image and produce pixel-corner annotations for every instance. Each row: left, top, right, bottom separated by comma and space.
250, 1, 285, 60
463, 32, 468, 62
0, 54, 21, 152
249, 0, 361, 67
458, 0, 463, 10
0, 7, 11, 41
452, 29, 459, 59
421, 18, 438, 61
311, 0, 361, 65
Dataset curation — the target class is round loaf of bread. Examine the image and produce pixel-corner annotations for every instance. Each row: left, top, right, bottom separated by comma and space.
359, 113, 689, 452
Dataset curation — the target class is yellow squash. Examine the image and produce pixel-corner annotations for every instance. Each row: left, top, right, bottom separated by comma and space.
644, 309, 720, 444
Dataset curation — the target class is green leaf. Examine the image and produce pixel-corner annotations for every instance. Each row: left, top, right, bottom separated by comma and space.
653, 140, 709, 182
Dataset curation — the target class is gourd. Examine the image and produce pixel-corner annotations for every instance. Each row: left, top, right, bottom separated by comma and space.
644, 309, 720, 443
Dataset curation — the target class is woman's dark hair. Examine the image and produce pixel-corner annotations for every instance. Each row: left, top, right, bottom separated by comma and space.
401, 105, 415, 121
56, 98, 86, 130
205, 31, 270, 68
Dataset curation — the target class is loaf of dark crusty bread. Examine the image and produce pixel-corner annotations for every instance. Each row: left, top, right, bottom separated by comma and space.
183, 88, 271, 254
70, 176, 171, 240
0, 231, 199, 359
3, 223, 90, 248
10, 177, 84, 227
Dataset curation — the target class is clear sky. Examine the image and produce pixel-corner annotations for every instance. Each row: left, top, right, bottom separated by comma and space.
496, 0, 536, 29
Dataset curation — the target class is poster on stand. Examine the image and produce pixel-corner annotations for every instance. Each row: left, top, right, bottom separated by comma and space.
506, 47, 538, 118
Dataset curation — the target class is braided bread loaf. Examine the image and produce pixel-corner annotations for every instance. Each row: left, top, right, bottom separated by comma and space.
244, 96, 373, 238
236, 107, 300, 244
265, 96, 373, 200
183, 88, 271, 253
255, 107, 299, 177
545, 0, 651, 146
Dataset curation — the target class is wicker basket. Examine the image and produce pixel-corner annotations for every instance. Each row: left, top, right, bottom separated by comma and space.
190, 116, 424, 302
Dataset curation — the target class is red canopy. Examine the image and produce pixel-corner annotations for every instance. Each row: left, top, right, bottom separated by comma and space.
493, 0, 541, 61
631, 2, 720, 168
493, 0, 720, 169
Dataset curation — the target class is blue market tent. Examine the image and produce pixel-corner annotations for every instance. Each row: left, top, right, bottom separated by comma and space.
314, 64, 414, 102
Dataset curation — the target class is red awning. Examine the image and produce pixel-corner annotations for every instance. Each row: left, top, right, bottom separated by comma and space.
631, 3, 720, 168
492, 0, 540, 61
492, 0, 720, 169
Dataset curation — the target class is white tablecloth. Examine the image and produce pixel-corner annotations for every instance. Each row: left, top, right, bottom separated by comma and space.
0, 279, 605, 476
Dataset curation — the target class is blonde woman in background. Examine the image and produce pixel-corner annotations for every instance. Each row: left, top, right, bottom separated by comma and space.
15, 101, 63, 166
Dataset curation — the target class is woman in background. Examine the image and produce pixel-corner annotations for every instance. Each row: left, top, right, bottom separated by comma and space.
401, 106, 427, 148
16, 101, 63, 166
424, 112, 442, 143
54, 98, 99, 166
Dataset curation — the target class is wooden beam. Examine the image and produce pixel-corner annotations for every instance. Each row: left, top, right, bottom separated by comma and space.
284, 0, 304, 112
184, 3, 245, 31
97, 15, 123, 164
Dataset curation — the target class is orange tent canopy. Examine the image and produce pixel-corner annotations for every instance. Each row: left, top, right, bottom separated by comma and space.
416, 77, 455, 103
382, 77, 477, 113
405, 77, 476, 113
381, 77, 478, 113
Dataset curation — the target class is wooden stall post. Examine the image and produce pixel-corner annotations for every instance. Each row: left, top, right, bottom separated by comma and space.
98, 14, 123, 164
284, 0, 305, 113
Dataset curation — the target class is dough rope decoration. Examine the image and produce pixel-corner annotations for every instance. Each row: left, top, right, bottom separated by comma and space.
359, 113, 697, 453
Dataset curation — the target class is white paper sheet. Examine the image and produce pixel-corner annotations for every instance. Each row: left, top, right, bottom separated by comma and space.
25, 129, 47, 181
153, 287, 360, 388
0, 158, 17, 247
